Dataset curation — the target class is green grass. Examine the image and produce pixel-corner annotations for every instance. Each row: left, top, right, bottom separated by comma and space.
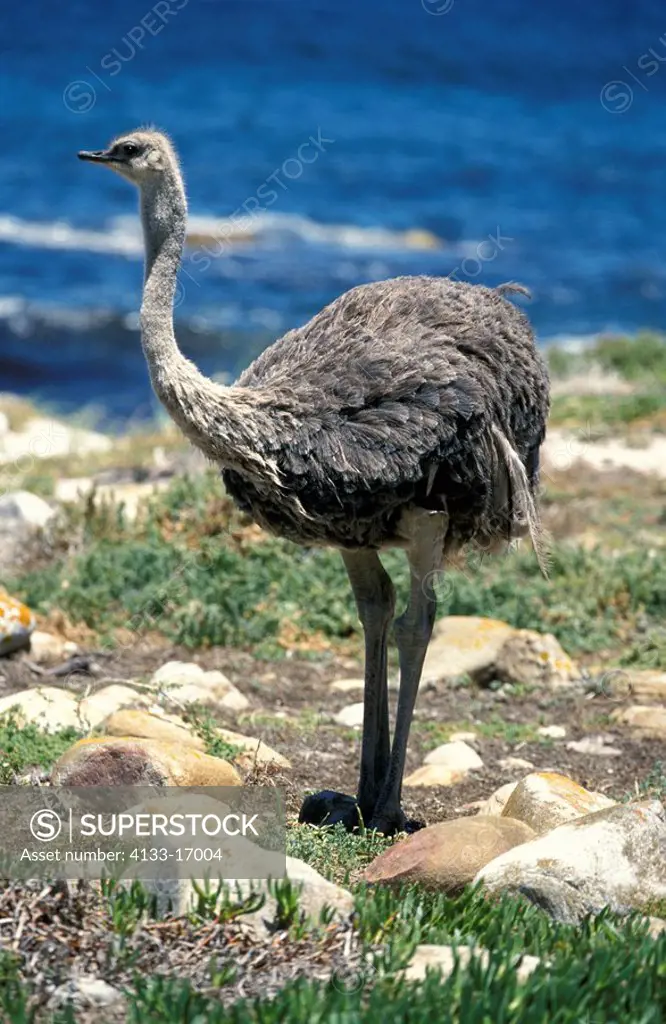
7, 471, 666, 664
287, 822, 395, 886
413, 717, 540, 749
180, 704, 242, 761
0, 711, 81, 784
547, 331, 666, 431
4, 882, 666, 1023
549, 391, 666, 430
547, 330, 666, 386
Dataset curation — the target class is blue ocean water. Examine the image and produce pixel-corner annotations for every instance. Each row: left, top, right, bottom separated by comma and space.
1, 0, 666, 421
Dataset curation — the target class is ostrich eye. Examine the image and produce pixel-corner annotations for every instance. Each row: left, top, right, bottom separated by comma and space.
121, 142, 139, 157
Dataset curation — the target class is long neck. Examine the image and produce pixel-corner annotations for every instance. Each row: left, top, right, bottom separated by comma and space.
139, 169, 277, 468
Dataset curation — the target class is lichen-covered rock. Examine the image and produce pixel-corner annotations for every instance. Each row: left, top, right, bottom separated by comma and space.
51, 736, 242, 787
422, 616, 515, 683
482, 630, 579, 689
421, 616, 579, 689
476, 800, 666, 923
362, 815, 535, 893
0, 594, 35, 656
501, 771, 614, 834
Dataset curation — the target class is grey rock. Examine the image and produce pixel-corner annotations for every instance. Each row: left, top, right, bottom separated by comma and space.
0, 490, 55, 528
49, 975, 126, 1012
476, 799, 666, 923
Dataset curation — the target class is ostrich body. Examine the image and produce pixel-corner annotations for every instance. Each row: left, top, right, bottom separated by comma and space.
78, 130, 550, 834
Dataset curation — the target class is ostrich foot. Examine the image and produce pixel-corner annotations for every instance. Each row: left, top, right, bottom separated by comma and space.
299, 790, 424, 836
298, 790, 363, 830
367, 808, 425, 837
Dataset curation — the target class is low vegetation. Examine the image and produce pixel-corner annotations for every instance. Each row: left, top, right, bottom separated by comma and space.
547, 330, 666, 432
2, 858, 666, 1022
0, 711, 80, 785
6, 467, 666, 666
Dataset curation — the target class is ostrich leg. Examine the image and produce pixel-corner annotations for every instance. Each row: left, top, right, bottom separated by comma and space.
341, 550, 395, 820
299, 549, 395, 830
368, 511, 446, 834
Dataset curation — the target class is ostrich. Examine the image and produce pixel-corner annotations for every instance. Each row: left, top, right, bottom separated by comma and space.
78, 129, 550, 835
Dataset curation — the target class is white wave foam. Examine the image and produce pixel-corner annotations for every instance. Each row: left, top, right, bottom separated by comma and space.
0, 210, 444, 258
0, 214, 143, 257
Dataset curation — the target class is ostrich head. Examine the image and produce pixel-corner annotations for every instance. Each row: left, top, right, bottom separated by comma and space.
78, 129, 180, 188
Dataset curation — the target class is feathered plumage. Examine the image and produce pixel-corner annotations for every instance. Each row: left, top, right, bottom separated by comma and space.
225, 276, 550, 566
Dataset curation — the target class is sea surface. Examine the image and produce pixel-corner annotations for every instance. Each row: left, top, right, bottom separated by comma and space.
2, 0, 666, 423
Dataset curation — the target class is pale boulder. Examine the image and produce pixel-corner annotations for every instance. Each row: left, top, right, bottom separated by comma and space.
0, 491, 54, 529
565, 735, 622, 757
497, 757, 534, 772
29, 630, 68, 664
0, 686, 80, 731
476, 800, 666, 923
215, 726, 291, 770
49, 976, 125, 1013
448, 730, 478, 743
537, 725, 566, 739
329, 678, 364, 694
100, 709, 291, 769
424, 740, 483, 771
334, 702, 365, 728
78, 684, 151, 729
403, 765, 467, 788
403, 944, 540, 983
150, 661, 249, 713
611, 705, 666, 738
0, 417, 111, 464
501, 772, 614, 834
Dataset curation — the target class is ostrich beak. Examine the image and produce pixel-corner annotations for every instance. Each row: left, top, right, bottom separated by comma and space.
77, 149, 112, 163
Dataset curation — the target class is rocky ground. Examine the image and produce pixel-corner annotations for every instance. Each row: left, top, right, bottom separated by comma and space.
1, 334, 666, 1021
